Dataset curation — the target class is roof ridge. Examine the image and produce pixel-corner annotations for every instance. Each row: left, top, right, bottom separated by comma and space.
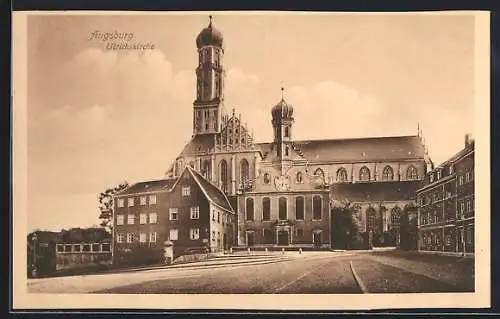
255, 135, 420, 145
186, 166, 234, 213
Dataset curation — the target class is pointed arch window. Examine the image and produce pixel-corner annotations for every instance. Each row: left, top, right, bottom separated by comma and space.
406, 165, 418, 180
219, 160, 228, 193
336, 168, 348, 182
359, 166, 370, 182
202, 160, 211, 180
314, 168, 325, 180
279, 197, 287, 220
366, 207, 376, 231
240, 159, 249, 184
391, 207, 402, 230
382, 165, 394, 181
246, 198, 254, 221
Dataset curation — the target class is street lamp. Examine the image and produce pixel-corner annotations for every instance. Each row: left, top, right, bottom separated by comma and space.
238, 178, 254, 248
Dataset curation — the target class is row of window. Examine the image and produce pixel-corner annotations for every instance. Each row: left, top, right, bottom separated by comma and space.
117, 232, 157, 243
260, 165, 419, 185
421, 227, 473, 247
245, 196, 323, 221
458, 169, 474, 186
117, 187, 193, 209
420, 198, 474, 225
419, 189, 454, 206
116, 212, 158, 225
168, 228, 222, 242
167, 206, 204, 221
56, 243, 111, 253
117, 195, 157, 208
459, 198, 475, 218
420, 210, 444, 226
428, 167, 474, 185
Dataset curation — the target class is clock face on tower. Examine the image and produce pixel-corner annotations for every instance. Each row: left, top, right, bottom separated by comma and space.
274, 175, 290, 191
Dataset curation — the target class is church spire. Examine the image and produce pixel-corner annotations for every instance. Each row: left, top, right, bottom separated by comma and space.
193, 16, 225, 136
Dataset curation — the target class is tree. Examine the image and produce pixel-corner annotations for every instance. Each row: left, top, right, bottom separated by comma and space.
98, 182, 129, 232
331, 199, 364, 249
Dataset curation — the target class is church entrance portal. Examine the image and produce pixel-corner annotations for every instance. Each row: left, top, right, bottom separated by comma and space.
277, 230, 289, 246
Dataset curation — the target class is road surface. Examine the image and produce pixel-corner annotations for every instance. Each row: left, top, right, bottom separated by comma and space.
27, 251, 474, 294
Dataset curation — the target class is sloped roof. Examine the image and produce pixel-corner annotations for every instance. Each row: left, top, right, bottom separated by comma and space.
331, 180, 424, 202
116, 178, 177, 196
187, 166, 234, 213
436, 140, 474, 168
257, 135, 425, 163
179, 134, 215, 157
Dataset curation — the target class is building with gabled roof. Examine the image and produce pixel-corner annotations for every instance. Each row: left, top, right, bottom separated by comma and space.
112, 166, 236, 265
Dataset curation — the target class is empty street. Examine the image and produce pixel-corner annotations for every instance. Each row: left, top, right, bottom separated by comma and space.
27, 251, 474, 294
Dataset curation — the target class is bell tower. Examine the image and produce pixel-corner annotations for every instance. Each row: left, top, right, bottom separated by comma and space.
193, 16, 225, 136
271, 87, 295, 161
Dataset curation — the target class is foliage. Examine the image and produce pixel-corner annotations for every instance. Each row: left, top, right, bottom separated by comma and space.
59, 227, 111, 243
98, 182, 129, 232
28, 228, 112, 244
330, 199, 364, 249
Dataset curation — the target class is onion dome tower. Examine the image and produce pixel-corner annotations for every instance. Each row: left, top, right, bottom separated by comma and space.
271, 87, 295, 160
193, 16, 225, 136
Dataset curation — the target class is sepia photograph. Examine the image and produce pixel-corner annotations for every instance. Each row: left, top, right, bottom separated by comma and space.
12, 10, 490, 310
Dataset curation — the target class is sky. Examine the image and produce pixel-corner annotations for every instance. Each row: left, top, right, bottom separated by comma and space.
26, 12, 476, 232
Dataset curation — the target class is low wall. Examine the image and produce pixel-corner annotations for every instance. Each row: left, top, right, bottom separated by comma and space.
173, 252, 219, 264
232, 245, 332, 252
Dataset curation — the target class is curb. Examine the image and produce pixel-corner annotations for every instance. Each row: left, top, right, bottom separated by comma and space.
349, 260, 368, 294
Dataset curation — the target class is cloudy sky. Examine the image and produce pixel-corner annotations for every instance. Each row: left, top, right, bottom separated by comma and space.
26, 12, 476, 232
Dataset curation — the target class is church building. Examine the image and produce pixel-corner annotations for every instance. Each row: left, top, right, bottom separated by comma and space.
164, 16, 433, 250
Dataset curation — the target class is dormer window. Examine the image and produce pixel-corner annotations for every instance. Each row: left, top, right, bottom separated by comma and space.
437, 170, 441, 180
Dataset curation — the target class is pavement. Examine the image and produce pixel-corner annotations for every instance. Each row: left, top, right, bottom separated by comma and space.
27, 250, 474, 294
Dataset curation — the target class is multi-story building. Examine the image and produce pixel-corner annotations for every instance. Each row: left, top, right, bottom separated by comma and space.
112, 166, 236, 265
161, 16, 434, 249
417, 134, 474, 254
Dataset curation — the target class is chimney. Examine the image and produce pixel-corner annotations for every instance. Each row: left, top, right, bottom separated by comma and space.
465, 133, 471, 147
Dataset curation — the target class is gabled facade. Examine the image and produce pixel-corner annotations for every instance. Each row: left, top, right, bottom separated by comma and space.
112, 166, 236, 265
